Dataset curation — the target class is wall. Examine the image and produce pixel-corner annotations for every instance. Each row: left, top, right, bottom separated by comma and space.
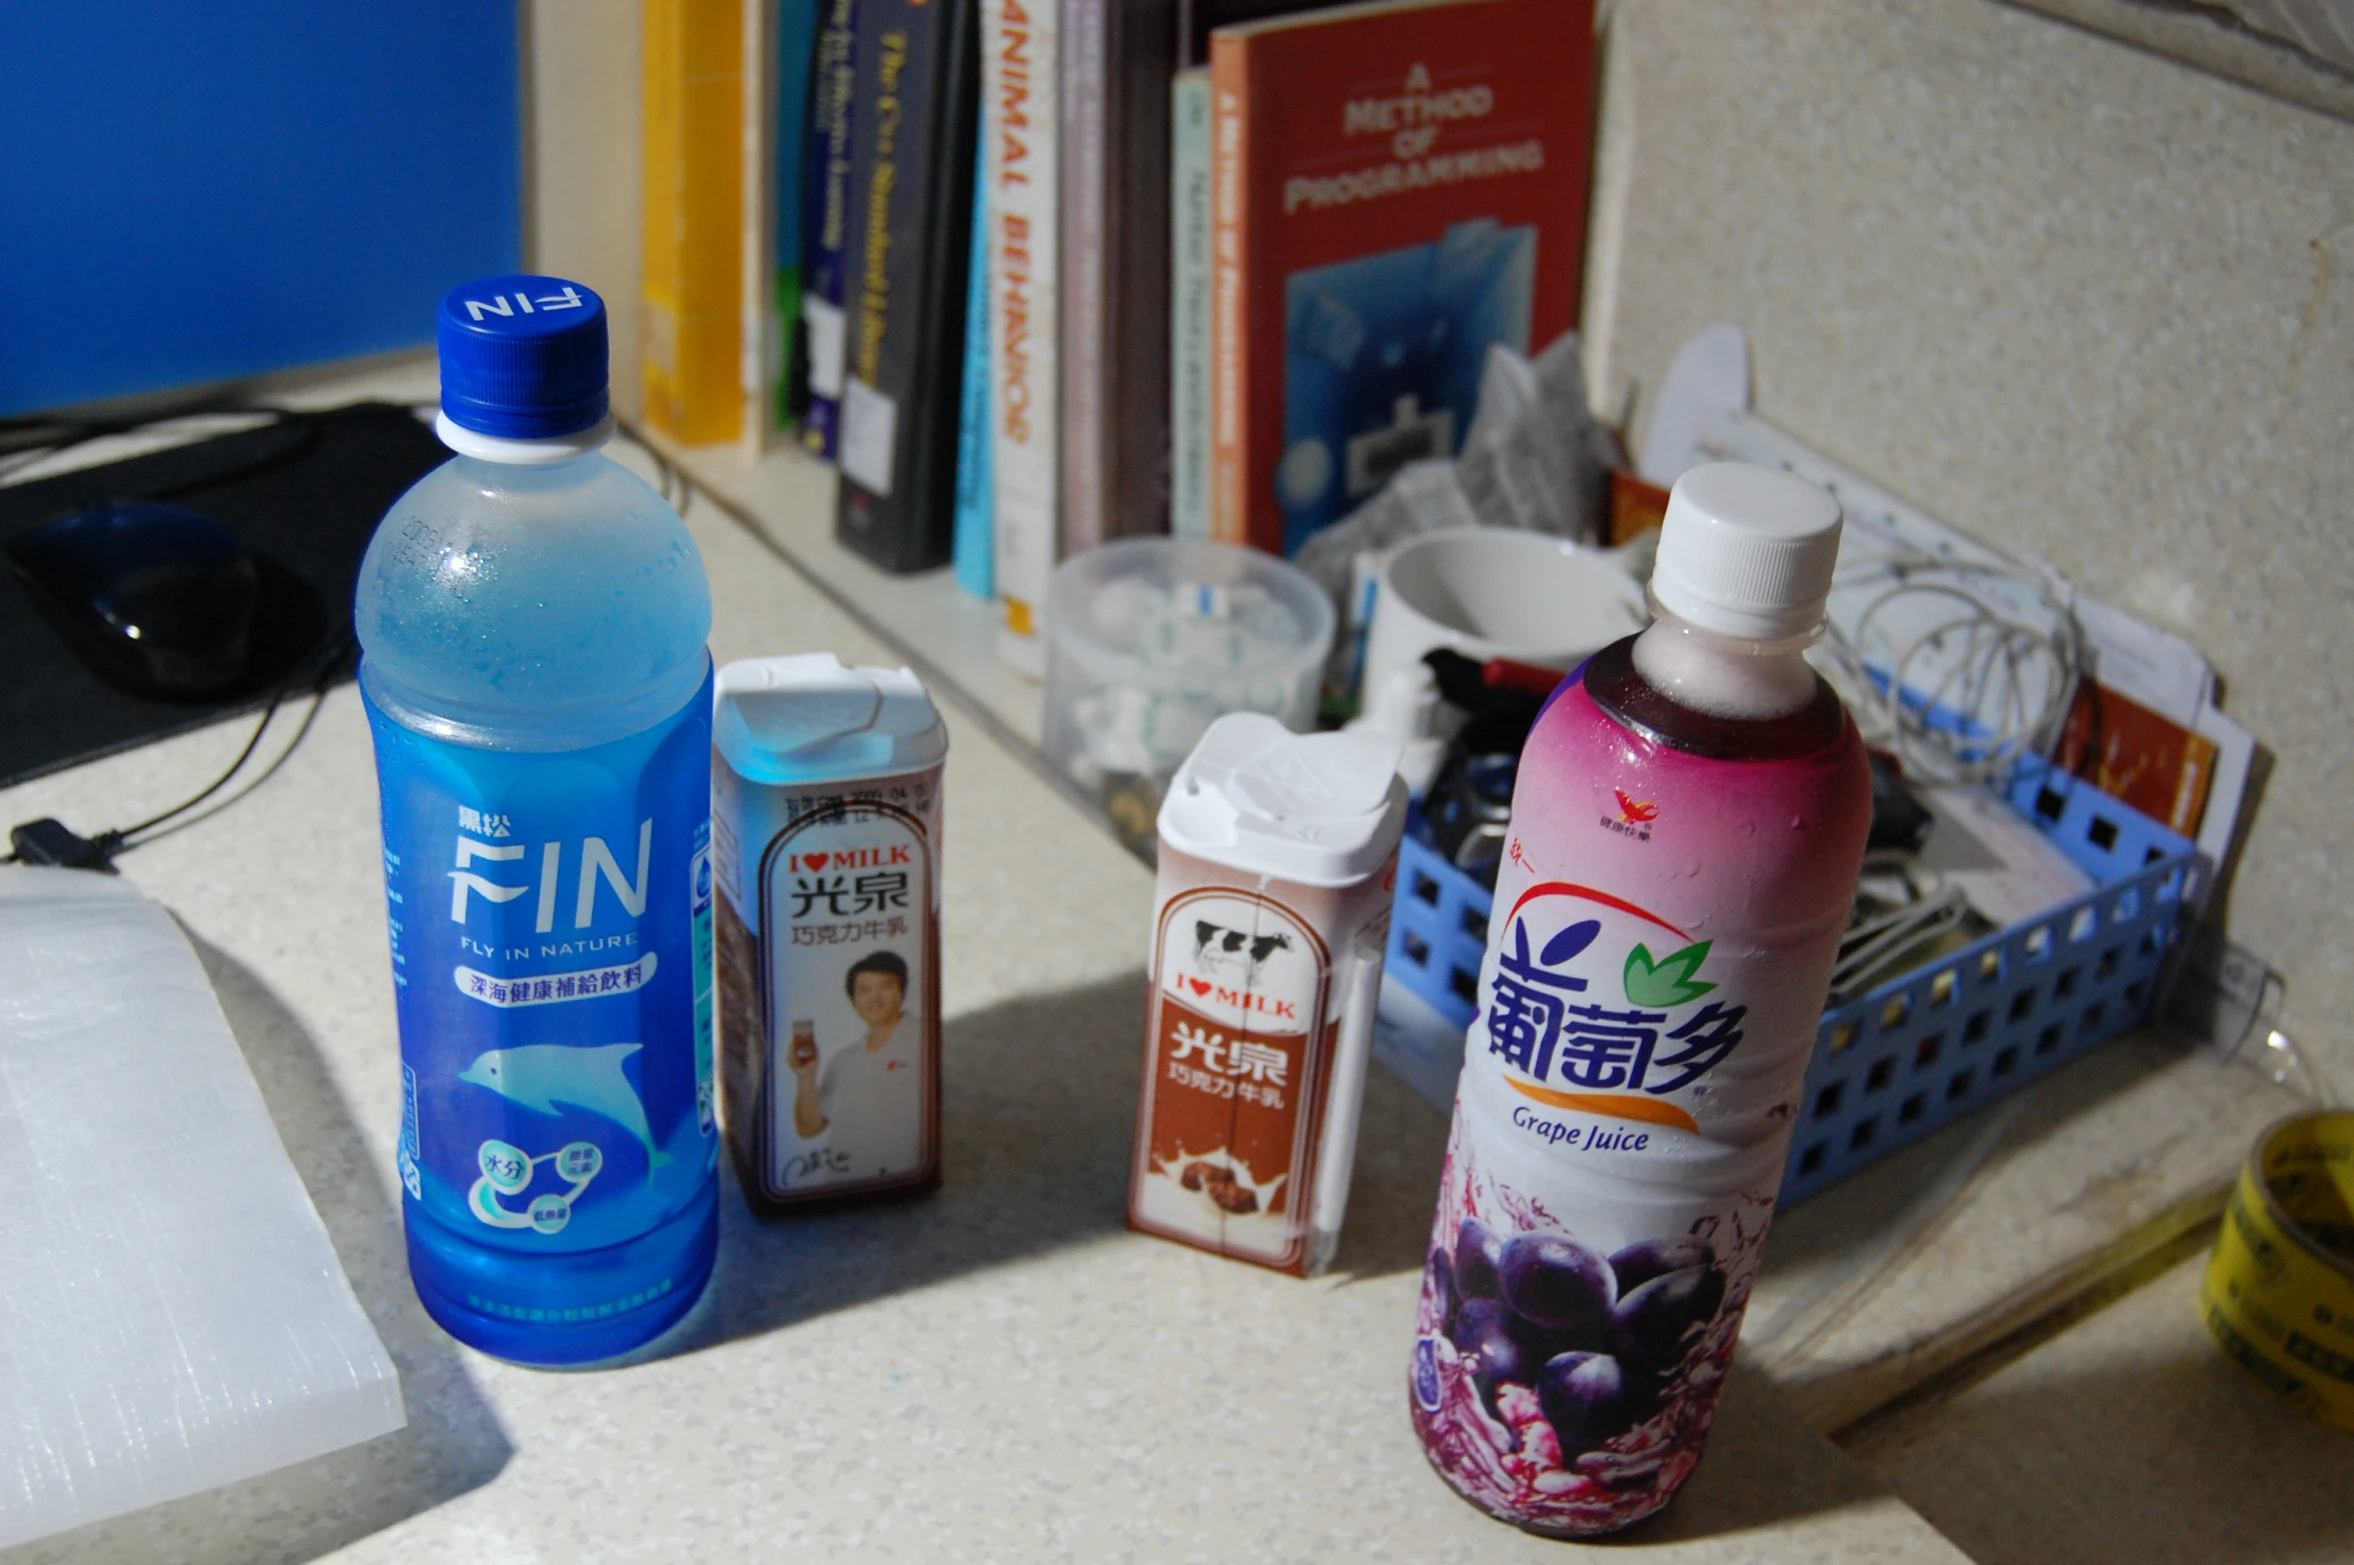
1582, 0, 2354, 1074
527, 0, 649, 424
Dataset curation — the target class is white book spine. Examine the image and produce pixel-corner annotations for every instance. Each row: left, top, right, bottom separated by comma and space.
983, 0, 1059, 671
1167, 67, 1212, 540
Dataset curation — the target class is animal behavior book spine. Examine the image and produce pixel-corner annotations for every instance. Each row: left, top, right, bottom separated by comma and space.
982, 0, 1060, 667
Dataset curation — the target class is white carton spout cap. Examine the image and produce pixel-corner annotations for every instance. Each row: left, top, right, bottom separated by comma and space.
715, 654, 947, 783
1158, 713, 1408, 886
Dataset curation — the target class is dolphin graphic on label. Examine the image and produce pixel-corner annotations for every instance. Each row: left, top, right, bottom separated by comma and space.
458, 1042, 672, 1171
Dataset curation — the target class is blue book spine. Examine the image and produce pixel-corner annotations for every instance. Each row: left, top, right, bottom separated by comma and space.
774, 0, 820, 430
951, 147, 993, 598
799, 0, 857, 460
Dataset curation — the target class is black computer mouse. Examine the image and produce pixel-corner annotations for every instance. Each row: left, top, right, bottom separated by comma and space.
6, 502, 260, 700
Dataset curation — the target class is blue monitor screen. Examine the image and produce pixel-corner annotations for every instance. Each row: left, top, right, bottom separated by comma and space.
0, 3, 522, 416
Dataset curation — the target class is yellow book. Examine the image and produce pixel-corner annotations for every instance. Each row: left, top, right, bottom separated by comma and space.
643, 0, 744, 444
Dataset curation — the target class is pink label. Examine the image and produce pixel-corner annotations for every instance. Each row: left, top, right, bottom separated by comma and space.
1411, 674, 1867, 1535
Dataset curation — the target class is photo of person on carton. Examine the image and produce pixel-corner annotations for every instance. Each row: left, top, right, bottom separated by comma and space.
787, 949, 923, 1180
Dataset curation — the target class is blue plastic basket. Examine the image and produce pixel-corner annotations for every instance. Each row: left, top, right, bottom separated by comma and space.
1384, 757, 2198, 1202
1390, 828, 1496, 1026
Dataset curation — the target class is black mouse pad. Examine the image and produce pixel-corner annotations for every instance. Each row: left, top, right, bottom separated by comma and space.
0, 401, 448, 789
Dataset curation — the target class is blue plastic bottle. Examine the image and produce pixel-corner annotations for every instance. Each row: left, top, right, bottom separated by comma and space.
356, 276, 719, 1365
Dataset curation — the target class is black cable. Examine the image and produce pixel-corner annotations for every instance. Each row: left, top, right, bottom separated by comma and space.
109, 697, 290, 844
116, 649, 347, 847
608, 421, 693, 515
4, 624, 351, 870
118, 675, 340, 853
0, 415, 150, 473
7, 407, 691, 871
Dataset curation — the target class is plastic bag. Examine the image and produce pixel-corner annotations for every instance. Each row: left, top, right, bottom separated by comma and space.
1296, 331, 1619, 707
1293, 330, 1614, 610
0, 868, 403, 1547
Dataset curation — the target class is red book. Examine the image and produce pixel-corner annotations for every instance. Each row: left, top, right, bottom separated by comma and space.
1209, 0, 1595, 556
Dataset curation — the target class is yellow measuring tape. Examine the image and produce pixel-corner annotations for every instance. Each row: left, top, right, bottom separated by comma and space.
2202, 1111, 2354, 1429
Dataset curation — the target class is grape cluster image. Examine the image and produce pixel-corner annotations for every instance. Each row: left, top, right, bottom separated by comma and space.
1432, 1221, 1727, 1454
1408, 1132, 1770, 1536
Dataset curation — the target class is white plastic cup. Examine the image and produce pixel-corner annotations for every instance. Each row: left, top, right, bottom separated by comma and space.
1359, 529, 1648, 700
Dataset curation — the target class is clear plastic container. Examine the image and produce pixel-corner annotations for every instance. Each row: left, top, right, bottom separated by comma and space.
1042, 538, 1334, 849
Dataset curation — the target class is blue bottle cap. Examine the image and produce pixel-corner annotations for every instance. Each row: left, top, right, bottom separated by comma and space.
436, 276, 610, 440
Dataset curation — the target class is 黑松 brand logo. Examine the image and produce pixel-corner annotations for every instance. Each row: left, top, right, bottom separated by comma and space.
458, 284, 587, 324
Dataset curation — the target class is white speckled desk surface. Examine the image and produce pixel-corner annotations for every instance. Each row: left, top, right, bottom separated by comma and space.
1848, 1252, 2354, 1565
0, 446, 1968, 1562
652, 408, 2309, 1450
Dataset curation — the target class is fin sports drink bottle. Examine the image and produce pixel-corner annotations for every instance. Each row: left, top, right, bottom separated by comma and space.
357, 277, 719, 1364
1409, 464, 1872, 1533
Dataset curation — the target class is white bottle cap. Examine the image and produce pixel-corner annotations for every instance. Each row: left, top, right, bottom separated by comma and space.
1158, 713, 1407, 887
714, 654, 947, 784
1650, 463, 1843, 641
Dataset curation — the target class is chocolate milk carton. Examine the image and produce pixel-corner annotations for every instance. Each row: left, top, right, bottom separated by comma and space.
1129, 714, 1406, 1275
712, 655, 947, 1211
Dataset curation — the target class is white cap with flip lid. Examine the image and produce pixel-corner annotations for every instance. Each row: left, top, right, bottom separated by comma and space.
714, 654, 947, 784
1157, 713, 1407, 887
1649, 462, 1844, 641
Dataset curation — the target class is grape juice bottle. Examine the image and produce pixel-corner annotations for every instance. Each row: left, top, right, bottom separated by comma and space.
357, 276, 719, 1365
1408, 464, 1870, 1534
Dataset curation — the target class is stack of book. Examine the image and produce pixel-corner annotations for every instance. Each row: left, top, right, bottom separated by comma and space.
645, 0, 1595, 666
